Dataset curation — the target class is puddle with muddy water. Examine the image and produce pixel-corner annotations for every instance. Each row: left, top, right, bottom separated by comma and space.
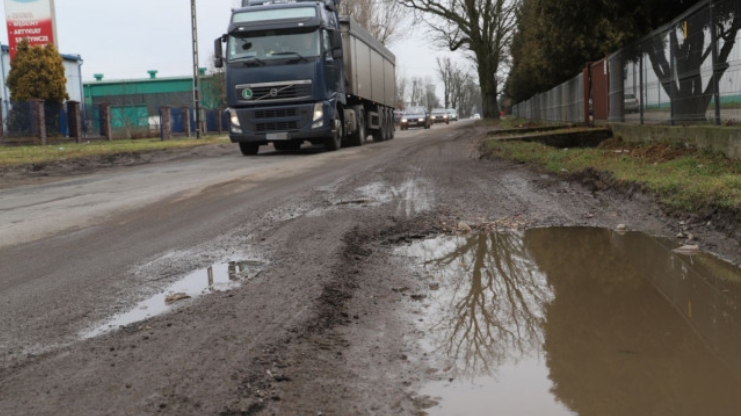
398, 227, 741, 415
82, 258, 264, 338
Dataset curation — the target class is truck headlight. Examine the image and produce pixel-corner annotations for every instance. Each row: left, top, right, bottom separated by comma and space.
401, 118, 407, 123
312, 102, 324, 128
228, 108, 242, 134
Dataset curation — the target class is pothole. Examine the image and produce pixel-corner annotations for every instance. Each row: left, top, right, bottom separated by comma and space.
396, 227, 741, 415
81, 258, 265, 338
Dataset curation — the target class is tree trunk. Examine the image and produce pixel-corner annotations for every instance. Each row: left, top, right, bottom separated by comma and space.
476, 52, 501, 119
645, 17, 735, 123
481, 84, 500, 119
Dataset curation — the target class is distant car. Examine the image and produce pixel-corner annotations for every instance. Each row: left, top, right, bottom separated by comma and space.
624, 93, 639, 114
446, 108, 458, 121
472, 113, 481, 120
430, 108, 449, 124
400, 106, 430, 130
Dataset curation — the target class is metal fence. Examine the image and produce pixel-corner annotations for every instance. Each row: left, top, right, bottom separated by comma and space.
512, 0, 741, 125
513, 73, 585, 123
1, 101, 229, 145
3, 101, 68, 140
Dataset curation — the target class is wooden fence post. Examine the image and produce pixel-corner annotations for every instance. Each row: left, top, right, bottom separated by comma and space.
182, 107, 191, 138
67, 101, 82, 143
99, 103, 112, 141
160, 106, 172, 141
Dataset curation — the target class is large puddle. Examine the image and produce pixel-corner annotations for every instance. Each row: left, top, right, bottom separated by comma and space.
82, 258, 264, 338
398, 227, 741, 415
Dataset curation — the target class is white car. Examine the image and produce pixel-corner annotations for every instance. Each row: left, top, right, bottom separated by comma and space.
472, 113, 481, 119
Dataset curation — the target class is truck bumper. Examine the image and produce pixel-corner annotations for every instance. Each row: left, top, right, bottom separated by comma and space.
227, 102, 334, 144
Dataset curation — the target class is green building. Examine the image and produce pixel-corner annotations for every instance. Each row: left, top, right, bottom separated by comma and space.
82, 69, 225, 131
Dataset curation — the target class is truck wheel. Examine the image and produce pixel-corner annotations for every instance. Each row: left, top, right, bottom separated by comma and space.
239, 142, 259, 156
348, 112, 365, 147
383, 110, 392, 140
388, 113, 395, 139
325, 113, 343, 151
381, 118, 389, 141
372, 112, 385, 142
372, 128, 383, 141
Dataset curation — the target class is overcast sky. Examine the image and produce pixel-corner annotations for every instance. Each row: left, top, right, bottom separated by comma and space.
0, 0, 466, 97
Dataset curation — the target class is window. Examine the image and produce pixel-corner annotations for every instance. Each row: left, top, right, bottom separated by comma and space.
322, 30, 331, 57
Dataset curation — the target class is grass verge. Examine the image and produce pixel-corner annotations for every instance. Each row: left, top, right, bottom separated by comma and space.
0, 136, 230, 168
481, 136, 741, 215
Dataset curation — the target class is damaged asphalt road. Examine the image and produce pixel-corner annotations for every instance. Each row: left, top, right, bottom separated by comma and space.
1, 122, 740, 415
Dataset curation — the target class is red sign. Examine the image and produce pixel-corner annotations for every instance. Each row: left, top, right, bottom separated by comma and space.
4, 0, 57, 59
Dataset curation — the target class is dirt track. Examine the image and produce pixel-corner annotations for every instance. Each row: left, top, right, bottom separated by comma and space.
1, 122, 739, 415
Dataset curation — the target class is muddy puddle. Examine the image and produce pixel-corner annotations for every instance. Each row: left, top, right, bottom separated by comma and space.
306, 179, 434, 218
82, 258, 264, 338
398, 227, 741, 415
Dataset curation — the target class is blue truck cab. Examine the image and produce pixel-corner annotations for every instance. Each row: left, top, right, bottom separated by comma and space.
215, 0, 396, 155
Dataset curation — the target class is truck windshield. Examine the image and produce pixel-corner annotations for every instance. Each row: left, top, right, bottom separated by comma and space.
228, 29, 321, 63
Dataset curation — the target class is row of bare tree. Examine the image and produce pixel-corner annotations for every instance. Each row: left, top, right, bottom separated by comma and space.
395, 58, 482, 116
338, 0, 509, 119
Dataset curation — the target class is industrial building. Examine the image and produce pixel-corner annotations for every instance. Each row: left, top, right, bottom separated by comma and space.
82, 69, 224, 131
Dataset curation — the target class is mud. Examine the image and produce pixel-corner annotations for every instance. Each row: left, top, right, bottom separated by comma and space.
1, 123, 740, 415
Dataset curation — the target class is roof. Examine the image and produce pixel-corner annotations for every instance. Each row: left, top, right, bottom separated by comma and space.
0, 44, 82, 62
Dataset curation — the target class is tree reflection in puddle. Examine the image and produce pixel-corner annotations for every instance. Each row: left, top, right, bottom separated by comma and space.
405, 231, 552, 377
398, 227, 741, 415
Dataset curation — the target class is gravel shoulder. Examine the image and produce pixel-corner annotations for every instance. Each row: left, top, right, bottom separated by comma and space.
0, 142, 237, 189
1, 123, 738, 415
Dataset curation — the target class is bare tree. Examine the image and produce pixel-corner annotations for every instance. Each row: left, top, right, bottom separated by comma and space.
421, 77, 440, 111
338, 0, 407, 45
399, 0, 517, 118
458, 78, 481, 118
437, 57, 454, 108
449, 68, 469, 110
396, 75, 409, 109
409, 76, 424, 106
438, 57, 475, 111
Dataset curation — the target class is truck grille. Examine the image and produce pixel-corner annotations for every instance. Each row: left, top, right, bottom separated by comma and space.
254, 108, 298, 119
236, 102, 312, 134
256, 121, 299, 132
237, 80, 312, 103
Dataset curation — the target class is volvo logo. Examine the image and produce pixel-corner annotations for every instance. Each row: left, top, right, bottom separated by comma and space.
269, 88, 279, 97
241, 88, 253, 100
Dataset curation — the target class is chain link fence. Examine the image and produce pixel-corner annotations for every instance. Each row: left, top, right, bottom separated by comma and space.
513, 0, 741, 126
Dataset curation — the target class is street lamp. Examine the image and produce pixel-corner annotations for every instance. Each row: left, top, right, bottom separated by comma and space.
191, 0, 202, 138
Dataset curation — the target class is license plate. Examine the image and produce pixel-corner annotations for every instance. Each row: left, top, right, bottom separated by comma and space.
266, 132, 288, 141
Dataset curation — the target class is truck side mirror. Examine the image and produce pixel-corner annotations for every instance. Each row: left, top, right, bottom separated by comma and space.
331, 30, 343, 59
214, 36, 224, 68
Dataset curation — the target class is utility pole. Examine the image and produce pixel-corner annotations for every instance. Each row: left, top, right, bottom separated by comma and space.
191, 0, 202, 138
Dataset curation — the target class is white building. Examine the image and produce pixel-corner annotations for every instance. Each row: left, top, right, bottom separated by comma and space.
0, 44, 83, 119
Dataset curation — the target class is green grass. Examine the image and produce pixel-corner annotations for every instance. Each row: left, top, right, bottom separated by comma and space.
482, 138, 741, 213
0, 136, 230, 167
